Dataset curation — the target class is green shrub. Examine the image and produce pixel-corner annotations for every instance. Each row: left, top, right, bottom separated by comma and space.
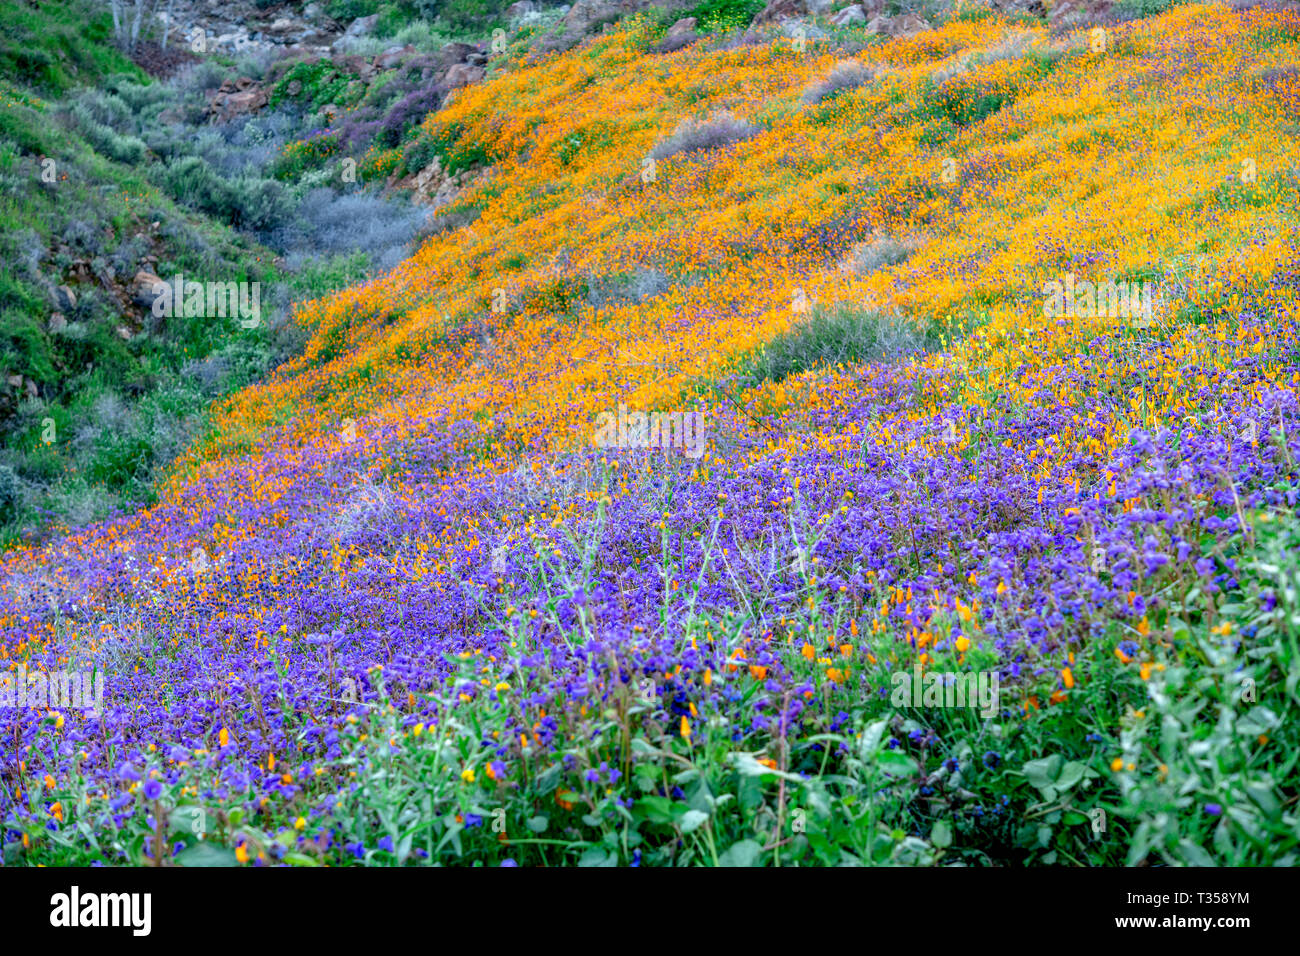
0, 464, 18, 524
688, 0, 765, 32
737, 304, 941, 386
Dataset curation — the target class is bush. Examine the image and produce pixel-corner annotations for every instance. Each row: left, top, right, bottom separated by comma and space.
738, 304, 939, 385
0, 464, 19, 523
845, 233, 922, 274
649, 111, 761, 161
802, 60, 877, 105
71, 102, 149, 164
378, 87, 445, 149
688, 0, 765, 32
158, 156, 290, 234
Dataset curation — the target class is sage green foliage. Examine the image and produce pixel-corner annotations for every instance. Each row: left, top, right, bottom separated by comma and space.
737, 305, 942, 387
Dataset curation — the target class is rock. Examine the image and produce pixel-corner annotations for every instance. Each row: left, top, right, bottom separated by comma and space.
52, 285, 76, 312
865, 13, 890, 33
209, 83, 268, 122
24, 378, 37, 399
528, 31, 581, 61
781, 18, 827, 37
48, 312, 67, 333
374, 45, 415, 69
132, 270, 165, 310
754, 0, 833, 24
564, 0, 625, 33
753, 0, 801, 24
444, 63, 485, 88
1046, 0, 1110, 30
437, 42, 478, 69
831, 4, 867, 24
507, 0, 540, 19
115, 326, 132, 342
344, 14, 378, 37
994, 0, 1050, 19
651, 16, 699, 52
269, 17, 296, 33
892, 13, 930, 35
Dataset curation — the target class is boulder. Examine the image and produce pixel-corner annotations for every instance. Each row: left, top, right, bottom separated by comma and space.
444, 63, 485, 88
651, 17, 700, 52
754, 0, 834, 24
1046, 0, 1111, 31
437, 42, 478, 69
507, 0, 540, 20
132, 270, 165, 310
344, 14, 378, 37
52, 285, 76, 312
831, 4, 867, 24
564, 0, 626, 34
209, 84, 268, 122
374, 45, 416, 70
893, 12, 930, 35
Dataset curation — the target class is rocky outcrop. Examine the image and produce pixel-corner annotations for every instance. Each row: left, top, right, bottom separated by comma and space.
207, 76, 268, 123
395, 155, 494, 210
753, 0, 834, 25
651, 18, 700, 53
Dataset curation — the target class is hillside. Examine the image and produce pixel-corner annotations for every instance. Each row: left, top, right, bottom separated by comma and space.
2, 0, 1300, 868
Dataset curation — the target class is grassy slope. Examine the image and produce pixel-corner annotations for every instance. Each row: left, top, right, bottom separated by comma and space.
0, 1, 388, 543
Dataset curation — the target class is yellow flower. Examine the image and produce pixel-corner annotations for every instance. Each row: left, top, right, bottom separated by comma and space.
236, 844, 250, 863
461, 767, 476, 783
218, 727, 229, 748
294, 817, 306, 831
1110, 757, 1124, 772
680, 716, 691, 741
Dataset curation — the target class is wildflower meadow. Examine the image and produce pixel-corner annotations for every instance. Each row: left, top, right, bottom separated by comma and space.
1, 0, 1298, 903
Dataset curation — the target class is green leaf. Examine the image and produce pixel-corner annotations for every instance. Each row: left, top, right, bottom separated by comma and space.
931, 820, 952, 848
632, 797, 689, 825
174, 842, 239, 867
876, 749, 916, 777
859, 717, 889, 758
680, 809, 709, 833
1178, 838, 1217, 867
717, 839, 763, 867
730, 752, 801, 781
1055, 761, 1086, 791
1022, 755, 1063, 791
526, 815, 549, 833
578, 846, 616, 867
